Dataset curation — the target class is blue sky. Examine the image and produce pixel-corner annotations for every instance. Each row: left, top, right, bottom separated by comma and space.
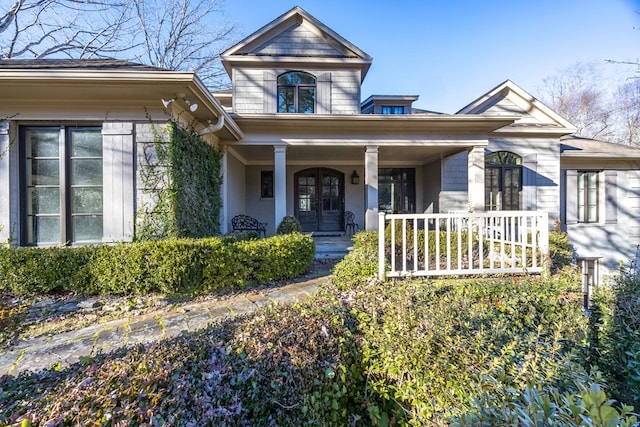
224, 0, 640, 113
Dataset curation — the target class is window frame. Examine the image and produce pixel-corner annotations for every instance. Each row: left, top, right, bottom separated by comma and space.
577, 170, 599, 223
485, 151, 523, 211
19, 125, 103, 246
277, 71, 316, 114
378, 168, 416, 213
381, 105, 404, 115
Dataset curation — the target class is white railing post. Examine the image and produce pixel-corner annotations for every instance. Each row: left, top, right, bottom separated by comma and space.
378, 212, 386, 281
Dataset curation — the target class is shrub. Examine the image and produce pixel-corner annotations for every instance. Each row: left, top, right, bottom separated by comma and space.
549, 227, 574, 272
0, 245, 94, 295
331, 231, 379, 289
589, 271, 640, 408
276, 215, 302, 234
2, 270, 600, 425
0, 234, 315, 297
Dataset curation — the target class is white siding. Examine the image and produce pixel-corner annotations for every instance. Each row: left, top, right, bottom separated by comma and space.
253, 24, 345, 57
102, 122, 135, 242
232, 67, 360, 115
0, 121, 12, 243
422, 159, 441, 213
440, 152, 468, 212
225, 152, 247, 232
489, 137, 561, 223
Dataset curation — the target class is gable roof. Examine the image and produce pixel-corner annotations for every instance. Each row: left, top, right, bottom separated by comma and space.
221, 6, 372, 81
561, 135, 640, 159
457, 80, 576, 135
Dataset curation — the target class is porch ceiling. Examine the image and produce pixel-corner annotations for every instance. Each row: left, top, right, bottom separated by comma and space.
229, 143, 469, 165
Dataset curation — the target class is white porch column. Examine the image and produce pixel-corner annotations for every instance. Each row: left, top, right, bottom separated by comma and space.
0, 121, 11, 243
274, 145, 287, 233
468, 145, 485, 212
365, 145, 379, 230
220, 147, 229, 234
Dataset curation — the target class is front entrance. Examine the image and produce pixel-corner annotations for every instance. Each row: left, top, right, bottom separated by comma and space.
294, 168, 344, 232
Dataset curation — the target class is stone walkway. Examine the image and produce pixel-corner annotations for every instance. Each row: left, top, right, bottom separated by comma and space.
0, 271, 331, 377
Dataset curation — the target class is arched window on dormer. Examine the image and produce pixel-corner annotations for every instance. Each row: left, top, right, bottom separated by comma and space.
485, 151, 522, 211
277, 71, 316, 113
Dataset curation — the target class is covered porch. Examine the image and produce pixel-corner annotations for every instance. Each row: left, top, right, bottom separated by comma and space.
220, 114, 517, 235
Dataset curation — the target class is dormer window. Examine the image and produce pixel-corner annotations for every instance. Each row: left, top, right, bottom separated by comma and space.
381, 106, 404, 114
277, 71, 316, 113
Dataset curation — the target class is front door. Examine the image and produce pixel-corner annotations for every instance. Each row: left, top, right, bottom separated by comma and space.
294, 168, 344, 232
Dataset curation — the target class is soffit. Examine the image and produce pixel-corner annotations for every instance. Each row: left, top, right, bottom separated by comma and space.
230, 113, 517, 137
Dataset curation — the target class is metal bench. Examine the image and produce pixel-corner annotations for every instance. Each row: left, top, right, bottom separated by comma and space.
231, 214, 267, 238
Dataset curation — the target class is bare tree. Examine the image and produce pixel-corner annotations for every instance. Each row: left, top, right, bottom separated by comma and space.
0, 0, 134, 59
539, 62, 616, 141
130, 0, 236, 87
614, 79, 640, 146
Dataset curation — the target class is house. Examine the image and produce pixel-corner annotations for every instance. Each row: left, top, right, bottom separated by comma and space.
1, 7, 639, 283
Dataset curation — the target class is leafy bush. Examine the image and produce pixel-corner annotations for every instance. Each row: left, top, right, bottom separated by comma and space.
0, 246, 94, 295
549, 228, 574, 272
589, 271, 640, 409
0, 234, 315, 297
331, 231, 379, 289
276, 215, 302, 234
2, 270, 605, 426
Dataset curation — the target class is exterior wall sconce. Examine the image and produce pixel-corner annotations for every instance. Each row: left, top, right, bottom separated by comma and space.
351, 170, 360, 185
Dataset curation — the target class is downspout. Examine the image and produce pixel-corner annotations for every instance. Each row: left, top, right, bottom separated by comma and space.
198, 115, 225, 136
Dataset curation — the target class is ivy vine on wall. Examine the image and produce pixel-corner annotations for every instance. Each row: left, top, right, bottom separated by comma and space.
136, 118, 223, 240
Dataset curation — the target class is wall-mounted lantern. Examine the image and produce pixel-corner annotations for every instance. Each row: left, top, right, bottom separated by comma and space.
351, 170, 360, 185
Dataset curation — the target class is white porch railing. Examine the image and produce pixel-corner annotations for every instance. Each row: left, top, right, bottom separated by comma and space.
378, 211, 549, 279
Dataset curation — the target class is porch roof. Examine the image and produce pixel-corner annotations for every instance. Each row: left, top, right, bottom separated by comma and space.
225, 113, 517, 166
0, 61, 242, 141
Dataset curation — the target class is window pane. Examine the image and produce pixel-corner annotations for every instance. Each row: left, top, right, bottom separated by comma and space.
73, 215, 102, 242
28, 130, 59, 157
73, 188, 103, 214
298, 88, 315, 114
71, 130, 102, 157
278, 72, 316, 85
278, 87, 295, 113
72, 159, 103, 185
29, 216, 60, 244
30, 159, 59, 185
30, 187, 60, 214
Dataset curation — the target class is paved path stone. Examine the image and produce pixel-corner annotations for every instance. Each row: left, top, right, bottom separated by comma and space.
0, 274, 332, 377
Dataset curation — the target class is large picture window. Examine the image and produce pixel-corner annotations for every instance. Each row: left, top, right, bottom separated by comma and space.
485, 151, 522, 211
379, 168, 415, 213
277, 71, 316, 114
578, 171, 599, 223
21, 126, 103, 245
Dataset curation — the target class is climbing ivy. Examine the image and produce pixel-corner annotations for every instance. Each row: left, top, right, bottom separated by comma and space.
136, 118, 223, 240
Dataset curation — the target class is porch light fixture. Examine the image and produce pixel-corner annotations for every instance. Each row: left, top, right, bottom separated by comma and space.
161, 97, 175, 108
182, 97, 198, 113
351, 170, 360, 185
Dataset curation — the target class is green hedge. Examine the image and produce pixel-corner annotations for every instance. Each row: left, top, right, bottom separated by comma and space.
0, 233, 315, 296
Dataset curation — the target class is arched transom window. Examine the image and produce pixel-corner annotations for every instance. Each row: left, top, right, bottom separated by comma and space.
485, 151, 522, 211
277, 71, 316, 114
